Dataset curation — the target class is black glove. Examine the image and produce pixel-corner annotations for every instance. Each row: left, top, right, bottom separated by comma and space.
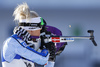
40, 27, 53, 50
56, 42, 67, 55
40, 27, 56, 61
44, 42, 56, 61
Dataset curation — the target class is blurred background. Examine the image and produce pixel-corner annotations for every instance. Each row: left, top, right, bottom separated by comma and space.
0, 0, 100, 67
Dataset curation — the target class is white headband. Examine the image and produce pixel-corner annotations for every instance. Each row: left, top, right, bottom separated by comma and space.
19, 17, 41, 23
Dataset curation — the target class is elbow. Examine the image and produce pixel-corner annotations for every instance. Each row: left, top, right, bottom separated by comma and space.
33, 54, 49, 65
37, 59, 48, 65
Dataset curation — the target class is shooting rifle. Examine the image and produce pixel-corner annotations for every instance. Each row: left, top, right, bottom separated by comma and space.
43, 30, 97, 46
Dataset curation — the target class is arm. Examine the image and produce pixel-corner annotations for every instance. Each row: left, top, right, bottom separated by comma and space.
3, 37, 49, 65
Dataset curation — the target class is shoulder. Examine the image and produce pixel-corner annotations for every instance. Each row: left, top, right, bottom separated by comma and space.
46, 25, 62, 36
3, 36, 20, 48
46, 25, 60, 31
4, 37, 17, 44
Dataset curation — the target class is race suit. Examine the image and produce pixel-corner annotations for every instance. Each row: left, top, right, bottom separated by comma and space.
1, 34, 49, 67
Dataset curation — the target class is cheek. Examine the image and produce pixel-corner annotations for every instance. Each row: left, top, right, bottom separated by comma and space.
27, 31, 33, 35
29, 32, 34, 35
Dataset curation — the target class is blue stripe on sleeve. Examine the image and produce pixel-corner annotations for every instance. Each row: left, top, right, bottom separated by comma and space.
11, 34, 48, 57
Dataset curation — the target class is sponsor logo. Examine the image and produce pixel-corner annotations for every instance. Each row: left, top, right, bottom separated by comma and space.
51, 37, 60, 42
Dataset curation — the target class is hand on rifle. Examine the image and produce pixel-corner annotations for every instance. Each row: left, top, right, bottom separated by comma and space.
44, 42, 56, 61
40, 29, 56, 61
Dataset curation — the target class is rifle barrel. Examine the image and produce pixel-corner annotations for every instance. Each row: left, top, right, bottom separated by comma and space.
52, 36, 92, 39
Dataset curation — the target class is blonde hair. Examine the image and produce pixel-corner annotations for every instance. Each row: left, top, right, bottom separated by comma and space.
13, 3, 39, 21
